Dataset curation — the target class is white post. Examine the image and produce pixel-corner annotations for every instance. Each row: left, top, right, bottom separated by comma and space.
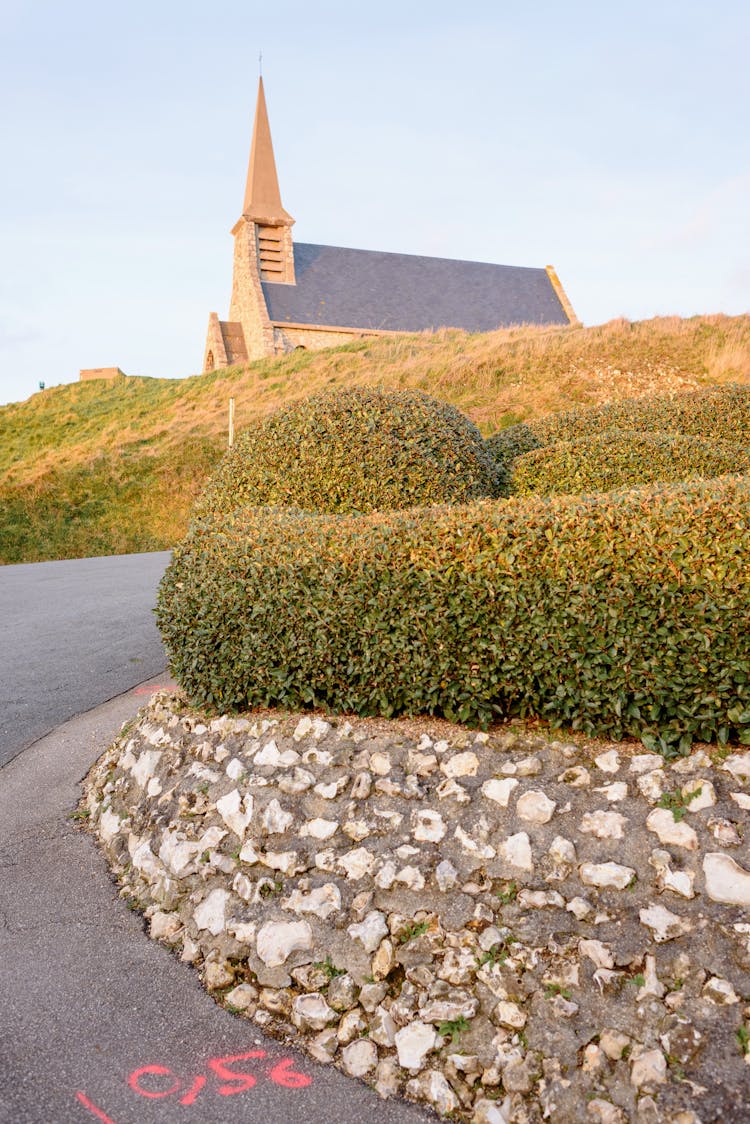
228, 397, 235, 448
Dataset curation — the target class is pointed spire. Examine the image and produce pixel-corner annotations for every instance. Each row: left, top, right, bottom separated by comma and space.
241, 77, 293, 225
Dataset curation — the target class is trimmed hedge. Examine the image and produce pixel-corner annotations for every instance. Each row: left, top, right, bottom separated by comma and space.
157, 474, 750, 754
512, 430, 750, 496
532, 383, 750, 446
484, 425, 541, 478
194, 386, 504, 518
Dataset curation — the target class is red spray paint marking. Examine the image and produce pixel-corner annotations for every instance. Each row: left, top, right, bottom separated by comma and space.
75, 1092, 119, 1123
77, 1048, 313, 1120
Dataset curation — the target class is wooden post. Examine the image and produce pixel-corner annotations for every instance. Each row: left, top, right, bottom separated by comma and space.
228, 397, 235, 448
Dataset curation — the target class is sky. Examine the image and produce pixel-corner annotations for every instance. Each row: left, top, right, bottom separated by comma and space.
1, 0, 748, 407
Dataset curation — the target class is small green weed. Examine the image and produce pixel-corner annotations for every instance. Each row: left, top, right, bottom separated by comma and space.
658, 785, 702, 822
313, 956, 346, 981
544, 984, 572, 999
438, 1016, 469, 1043
495, 881, 518, 905
737, 1025, 750, 1056
399, 920, 430, 944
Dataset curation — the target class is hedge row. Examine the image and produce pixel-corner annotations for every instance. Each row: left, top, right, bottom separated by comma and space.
486, 384, 750, 478
512, 429, 750, 496
194, 386, 504, 518
157, 474, 750, 754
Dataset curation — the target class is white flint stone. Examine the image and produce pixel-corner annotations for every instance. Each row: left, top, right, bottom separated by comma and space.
517, 889, 565, 909
646, 808, 698, 850
441, 751, 479, 778
227, 920, 257, 942
408, 1071, 460, 1114
499, 832, 533, 871
395, 865, 425, 891
256, 920, 313, 967
703, 976, 739, 1004
159, 831, 203, 877
639, 903, 693, 942
394, 1020, 437, 1071
455, 825, 496, 858
300, 818, 338, 840
516, 789, 556, 823
579, 862, 635, 890
238, 839, 260, 864
292, 993, 337, 1031
262, 798, 294, 834
579, 810, 626, 839
579, 939, 614, 969
132, 749, 162, 787
348, 910, 388, 952
567, 897, 593, 919
481, 777, 519, 807
225, 983, 257, 1010
216, 789, 254, 840
731, 792, 750, 810
369, 751, 392, 776
341, 1039, 378, 1077
200, 826, 227, 849
703, 852, 750, 906
225, 758, 245, 780
146, 777, 162, 796
343, 818, 370, 841
99, 807, 122, 843
368, 1006, 397, 1047
648, 849, 695, 899
374, 860, 397, 889
412, 809, 446, 843
636, 770, 666, 801
150, 911, 182, 940
629, 754, 663, 774
493, 1001, 527, 1029
130, 839, 162, 879
435, 860, 459, 891
683, 779, 716, 810
594, 749, 620, 773
338, 847, 375, 880
636, 954, 665, 1000
292, 716, 313, 741
193, 889, 229, 935
233, 872, 253, 900
558, 765, 590, 787
282, 883, 341, 919
261, 850, 300, 875
630, 1048, 667, 1089
420, 993, 479, 1024
314, 777, 348, 799
708, 817, 741, 845
549, 835, 577, 865
721, 752, 750, 782
436, 778, 470, 803
593, 781, 628, 802
514, 756, 542, 776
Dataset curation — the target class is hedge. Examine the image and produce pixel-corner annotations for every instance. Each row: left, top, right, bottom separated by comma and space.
485, 384, 750, 478
532, 382, 750, 446
194, 386, 504, 518
157, 474, 750, 755
512, 429, 750, 496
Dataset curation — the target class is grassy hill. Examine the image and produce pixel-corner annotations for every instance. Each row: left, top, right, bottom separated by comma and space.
2, 313, 749, 565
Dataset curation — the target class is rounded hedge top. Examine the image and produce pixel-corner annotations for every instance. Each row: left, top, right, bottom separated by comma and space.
194, 386, 504, 517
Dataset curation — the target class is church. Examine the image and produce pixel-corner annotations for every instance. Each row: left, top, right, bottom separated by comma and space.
203, 80, 577, 371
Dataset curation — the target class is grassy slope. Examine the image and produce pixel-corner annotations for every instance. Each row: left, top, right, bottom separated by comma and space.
1, 313, 749, 564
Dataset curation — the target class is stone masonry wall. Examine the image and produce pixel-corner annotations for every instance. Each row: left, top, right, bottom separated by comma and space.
84, 692, 750, 1124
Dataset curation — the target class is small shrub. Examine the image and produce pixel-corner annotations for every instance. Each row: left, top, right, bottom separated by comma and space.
193, 386, 503, 518
485, 423, 541, 478
511, 430, 750, 496
156, 474, 750, 754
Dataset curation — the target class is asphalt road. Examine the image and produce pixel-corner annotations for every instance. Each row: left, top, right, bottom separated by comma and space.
0, 551, 172, 767
0, 554, 435, 1124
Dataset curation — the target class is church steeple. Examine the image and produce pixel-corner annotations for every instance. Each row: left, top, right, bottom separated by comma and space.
241, 77, 293, 225
232, 77, 295, 286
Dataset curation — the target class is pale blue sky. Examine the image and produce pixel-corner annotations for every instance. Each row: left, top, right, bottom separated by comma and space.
1, 0, 748, 406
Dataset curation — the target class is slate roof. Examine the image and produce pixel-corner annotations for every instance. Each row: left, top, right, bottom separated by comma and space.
262, 242, 570, 333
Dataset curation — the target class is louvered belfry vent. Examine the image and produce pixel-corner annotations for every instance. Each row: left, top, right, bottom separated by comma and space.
257, 226, 284, 280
